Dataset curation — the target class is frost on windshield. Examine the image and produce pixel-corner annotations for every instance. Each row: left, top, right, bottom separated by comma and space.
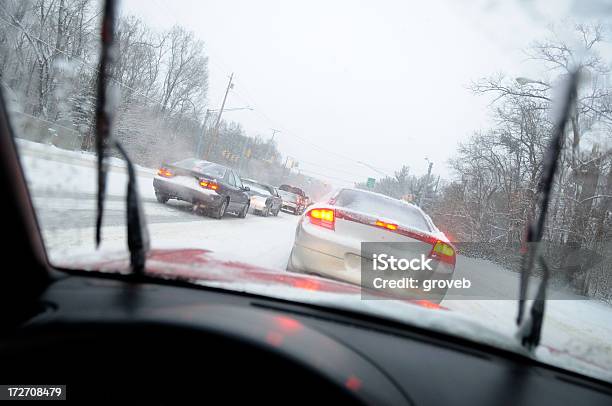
1, 0, 612, 383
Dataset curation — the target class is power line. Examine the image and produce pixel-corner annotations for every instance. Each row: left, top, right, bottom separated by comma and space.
120, 1, 392, 179
297, 168, 357, 185
297, 157, 363, 178
231, 88, 367, 164
230, 81, 398, 178
3, 5, 393, 183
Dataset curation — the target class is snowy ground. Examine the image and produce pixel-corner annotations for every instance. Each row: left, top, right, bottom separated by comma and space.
15, 139, 612, 382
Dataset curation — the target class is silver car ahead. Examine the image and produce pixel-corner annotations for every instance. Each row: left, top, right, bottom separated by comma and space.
287, 188, 455, 296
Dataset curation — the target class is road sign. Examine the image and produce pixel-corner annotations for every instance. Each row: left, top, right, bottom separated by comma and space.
367, 177, 375, 189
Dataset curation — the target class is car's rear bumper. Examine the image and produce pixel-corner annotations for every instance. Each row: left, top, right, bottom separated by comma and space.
289, 220, 454, 300
281, 202, 298, 212
249, 196, 268, 212
153, 176, 223, 208
289, 241, 358, 281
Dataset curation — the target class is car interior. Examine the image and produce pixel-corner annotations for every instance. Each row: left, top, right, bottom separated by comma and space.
1, 88, 612, 403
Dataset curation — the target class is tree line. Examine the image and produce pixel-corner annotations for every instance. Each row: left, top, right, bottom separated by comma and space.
0, 0, 287, 171
361, 24, 612, 301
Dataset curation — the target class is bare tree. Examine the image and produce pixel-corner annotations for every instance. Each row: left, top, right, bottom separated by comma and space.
159, 26, 208, 119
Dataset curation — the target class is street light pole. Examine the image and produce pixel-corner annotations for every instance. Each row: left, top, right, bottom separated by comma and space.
204, 73, 234, 160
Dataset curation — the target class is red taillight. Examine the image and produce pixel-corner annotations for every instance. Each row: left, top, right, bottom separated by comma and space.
307, 208, 335, 230
199, 180, 219, 190
375, 220, 398, 230
429, 241, 456, 265
158, 167, 174, 177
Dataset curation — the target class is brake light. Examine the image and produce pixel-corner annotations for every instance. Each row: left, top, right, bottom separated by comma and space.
199, 180, 219, 190
307, 208, 335, 230
158, 167, 174, 177
430, 241, 456, 264
375, 220, 398, 230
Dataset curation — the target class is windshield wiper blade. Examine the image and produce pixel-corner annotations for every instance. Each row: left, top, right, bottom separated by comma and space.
517, 258, 550, 349
115, 140, 150, 274
94, 0, 117, 246
516, 71, 579, 350
94, 0, 149, 273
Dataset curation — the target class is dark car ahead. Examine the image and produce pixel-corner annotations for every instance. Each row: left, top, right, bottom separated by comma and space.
241, 178, 282, 217
153, 158, 250, 219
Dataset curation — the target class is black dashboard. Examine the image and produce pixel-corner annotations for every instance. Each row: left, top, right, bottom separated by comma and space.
1, 273, 611, 405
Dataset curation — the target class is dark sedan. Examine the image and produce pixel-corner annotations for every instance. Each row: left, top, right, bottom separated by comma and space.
153, 158, 250, 219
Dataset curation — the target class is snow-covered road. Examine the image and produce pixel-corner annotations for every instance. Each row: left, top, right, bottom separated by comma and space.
39, 194, 302, 269
18, 139, 301, 269
15, 139, 612, 382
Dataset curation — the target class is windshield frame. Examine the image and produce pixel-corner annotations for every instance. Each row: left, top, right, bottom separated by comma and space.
3, 0, 612, 385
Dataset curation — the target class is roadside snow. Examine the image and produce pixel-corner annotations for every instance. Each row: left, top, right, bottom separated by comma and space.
17, 138, 156, 199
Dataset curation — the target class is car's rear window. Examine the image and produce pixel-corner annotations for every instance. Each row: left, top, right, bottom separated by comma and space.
334, 189, 431, 231
174, 158, 226, 178
244, 181, 271, 196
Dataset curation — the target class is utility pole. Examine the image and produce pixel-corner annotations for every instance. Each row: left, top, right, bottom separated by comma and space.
196, 109, 212, 158
238, 137, 251, 175
267, 128, 280, 161
204, 73, 234, 160
282, 156, 291, 182
418, 159, 433, 206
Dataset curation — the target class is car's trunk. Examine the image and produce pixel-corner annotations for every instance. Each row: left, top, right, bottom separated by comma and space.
333, 207, 436, 260
165, 164, 221, 183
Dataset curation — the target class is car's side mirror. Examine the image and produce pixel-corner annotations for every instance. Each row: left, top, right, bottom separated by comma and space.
242, 186, 250, 191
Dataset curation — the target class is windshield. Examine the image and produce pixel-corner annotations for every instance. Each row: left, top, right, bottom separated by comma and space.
3, 0, 612, 383
173, 158, 227, 178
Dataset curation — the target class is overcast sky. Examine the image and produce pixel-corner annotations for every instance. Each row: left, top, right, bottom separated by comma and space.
121, 0, 604, 187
